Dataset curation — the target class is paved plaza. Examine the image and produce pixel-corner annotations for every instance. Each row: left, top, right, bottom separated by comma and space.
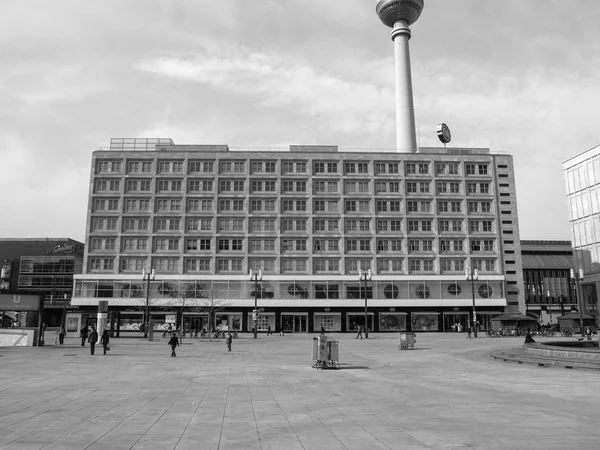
1, 332, 599, 450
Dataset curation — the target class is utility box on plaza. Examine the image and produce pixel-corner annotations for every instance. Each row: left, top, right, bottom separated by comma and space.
399, 332, 416, 350
312, 335, 339, 369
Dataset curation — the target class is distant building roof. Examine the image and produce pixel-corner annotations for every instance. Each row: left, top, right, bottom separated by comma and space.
521, 254, 573, 269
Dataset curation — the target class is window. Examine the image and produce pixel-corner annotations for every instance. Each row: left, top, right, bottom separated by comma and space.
282, 180, 307, 193
282, 161, 306, 173
282, 219, 307, 232
250, 219, 274, 232
219, 199, 244, 211
314, 162, 337, 173
120, 258, 146, 272
314, 259, 340, 272
282, 200, 306, 212
189, 160, 214, 173
128, 160, 152, 173
90, 238, 117, 251
185, 259, 211, 272
378, 259, 403, 273
375, 163, 398, 174
186, 238, 211, 251
313, 239, 339, 252
314, 219, 339, 232
281, 259, 308, 273
281, 239, 306, 252
89, 257, 114, 271
314, 181, 338, 193
251, 161, 276, 173
122, 238, 146, 251
405, 163, 416, 174
97, 161, 122, 173
220, 161, 245, 173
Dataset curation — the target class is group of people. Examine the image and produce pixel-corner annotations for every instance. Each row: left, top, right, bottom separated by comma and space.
79, 324, 110, 355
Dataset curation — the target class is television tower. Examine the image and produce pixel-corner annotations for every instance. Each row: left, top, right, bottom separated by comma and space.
376, 0, 424, 153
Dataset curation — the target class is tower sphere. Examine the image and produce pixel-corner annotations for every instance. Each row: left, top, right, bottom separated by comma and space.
376, 0, 424, 28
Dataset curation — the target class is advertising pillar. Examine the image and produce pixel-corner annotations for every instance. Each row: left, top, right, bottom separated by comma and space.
97, 300, 108, 343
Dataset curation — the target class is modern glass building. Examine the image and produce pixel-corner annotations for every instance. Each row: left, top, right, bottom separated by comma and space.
563, 143, 600, 322
71, 138, 525, 334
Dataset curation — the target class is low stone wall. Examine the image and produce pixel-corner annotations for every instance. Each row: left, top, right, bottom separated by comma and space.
0, 329, 36, 347
524, 342, 600, 361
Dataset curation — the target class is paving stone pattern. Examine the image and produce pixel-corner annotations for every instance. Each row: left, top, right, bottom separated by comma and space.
1, 333, 599, 449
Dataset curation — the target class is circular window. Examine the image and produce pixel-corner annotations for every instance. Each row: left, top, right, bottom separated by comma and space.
447, 284, 462, 296
384, 285, 399, 299
287, 284, 305, 296
416, 284, 430, 299
478, 285, 493, 298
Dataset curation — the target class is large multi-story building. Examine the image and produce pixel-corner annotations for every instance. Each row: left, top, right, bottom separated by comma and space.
563, 143, 600, 322
71, 138, 524, 334
0, 238, 84, 327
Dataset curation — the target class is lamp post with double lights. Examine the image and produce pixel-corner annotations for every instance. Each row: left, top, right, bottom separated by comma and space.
570, 268, 585, 339
358, 268, 372, 339
142, 268, 155, 339
465, 266, 479, 338
250, 269, 262, 339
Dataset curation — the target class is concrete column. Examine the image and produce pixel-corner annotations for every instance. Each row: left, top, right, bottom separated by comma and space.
96, 300, 108, 343
392, 20, 417, 153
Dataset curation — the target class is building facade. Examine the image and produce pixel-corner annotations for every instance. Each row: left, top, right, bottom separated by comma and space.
520, 240, 578, 324
0, 238, 84, 327
563, 143, 600, 323
71, 138, 524, 334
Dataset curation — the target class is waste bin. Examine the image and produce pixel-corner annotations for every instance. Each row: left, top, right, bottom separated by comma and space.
399, 332, 416, 350
312, 335, 339, 369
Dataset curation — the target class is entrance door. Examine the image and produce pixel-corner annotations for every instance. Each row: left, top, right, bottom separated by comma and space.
65, 313, 81, 338
293, 315, 307, 333
443, 313, 469, 332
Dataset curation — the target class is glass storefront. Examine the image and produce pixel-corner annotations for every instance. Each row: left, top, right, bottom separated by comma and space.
379, 313, 407, 331
411, 312, 439, 331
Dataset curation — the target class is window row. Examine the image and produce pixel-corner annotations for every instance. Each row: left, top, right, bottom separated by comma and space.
88, 256, 496, 275
96, 159, 493, 178
90, 216, 496, 234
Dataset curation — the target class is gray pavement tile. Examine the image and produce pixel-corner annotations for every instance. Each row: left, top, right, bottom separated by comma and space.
3, 334, 600, 450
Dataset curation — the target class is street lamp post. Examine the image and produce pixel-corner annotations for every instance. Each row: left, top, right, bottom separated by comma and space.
142, 268, 155, 339
250, 269, 262, 339
465, 266, 479, 338
570, 268, 585, 339
358, 268, 372, 339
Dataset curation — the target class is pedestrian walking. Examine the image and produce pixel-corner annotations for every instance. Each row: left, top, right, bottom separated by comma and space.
225, 331, 232, 351
466, 326, 472, 339
356, 325, 363, 339
585, 326, 592, 341
101, 330, 110, 355
167, 333, 179, 357
267, 325, 273, 336
88, 326, 98, 355
320, 325, 325, 336
80, 324, 88, 347
58, 324, 66, 345
40, 323, 47, 347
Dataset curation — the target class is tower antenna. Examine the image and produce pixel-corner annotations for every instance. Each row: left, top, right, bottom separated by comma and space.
376, 0, 424, 153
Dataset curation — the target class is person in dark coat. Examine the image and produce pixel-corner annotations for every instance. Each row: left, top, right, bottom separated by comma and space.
525, 329, 536, 344
88, 326, 98, 355
101, 330, 110, 355
80, 325, 88, 347
320, 325, 326, 336
267, 325, 273, 336
168, 333, 179, 357
58, 325, 66, 345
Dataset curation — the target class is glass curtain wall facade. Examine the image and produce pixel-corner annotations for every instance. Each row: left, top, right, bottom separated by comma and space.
563, 144, 600, 322
72, 139, 525, 333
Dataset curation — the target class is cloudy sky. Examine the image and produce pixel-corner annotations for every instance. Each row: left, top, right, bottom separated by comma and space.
1, 0, 599, 243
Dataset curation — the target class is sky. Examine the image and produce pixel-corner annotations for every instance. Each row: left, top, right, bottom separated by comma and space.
1, 0, 599, 243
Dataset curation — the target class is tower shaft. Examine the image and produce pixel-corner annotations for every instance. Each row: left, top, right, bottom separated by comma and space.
392, 21, 417, 153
